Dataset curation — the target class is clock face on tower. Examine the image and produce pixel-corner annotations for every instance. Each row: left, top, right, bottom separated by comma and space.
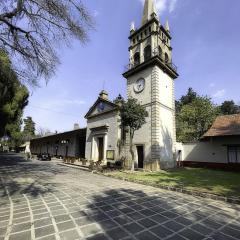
134, 78, 145, 93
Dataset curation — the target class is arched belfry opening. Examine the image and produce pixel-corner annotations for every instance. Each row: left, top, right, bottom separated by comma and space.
134, 52, 140, 66
144, 45, 152, 61
158, 46, 162, 58
165, 52, 169, 64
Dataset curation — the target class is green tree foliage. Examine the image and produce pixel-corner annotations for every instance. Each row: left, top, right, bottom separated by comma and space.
176, 89, 219, 142
120, 98, 148, 171
0, 0, 94, 85
23, 116, 36, 141
175, 88, 198, 115
6, 118, 23, 149
0, 51, 29, 147
179, 88, 197, 105
220, 100, 240, 115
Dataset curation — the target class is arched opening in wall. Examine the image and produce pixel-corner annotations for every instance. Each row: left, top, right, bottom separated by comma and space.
165, 53, 169, 64
144, 45, 152, 61
158, 46, 162, 58
134, 52, 140, 66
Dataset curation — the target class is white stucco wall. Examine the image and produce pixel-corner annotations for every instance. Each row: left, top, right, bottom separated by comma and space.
132, 105, 152, 164
177, 136, 240, 164
159, 106, 175, 163
158, 68, 173, 109
126, 64, 175, 169
180, 142, 227, 163
85, 110, 120, 162
127, 66, 153, 105
126, 67, 152, 166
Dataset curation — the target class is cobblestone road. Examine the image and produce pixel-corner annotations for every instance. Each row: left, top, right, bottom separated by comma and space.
0, 153, 240, 240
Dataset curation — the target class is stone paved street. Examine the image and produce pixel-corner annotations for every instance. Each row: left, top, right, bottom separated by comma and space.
0, 153, 240, 240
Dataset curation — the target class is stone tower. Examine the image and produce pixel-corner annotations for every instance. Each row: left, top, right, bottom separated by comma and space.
123, 0, 178, 170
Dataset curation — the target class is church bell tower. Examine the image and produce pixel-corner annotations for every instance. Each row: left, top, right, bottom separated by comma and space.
123, 0, 178, 170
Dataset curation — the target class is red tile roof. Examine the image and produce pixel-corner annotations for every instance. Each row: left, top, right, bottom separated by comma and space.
203, 114, 240, 138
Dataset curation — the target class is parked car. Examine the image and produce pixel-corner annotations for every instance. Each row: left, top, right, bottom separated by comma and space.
37, 153, 51, 161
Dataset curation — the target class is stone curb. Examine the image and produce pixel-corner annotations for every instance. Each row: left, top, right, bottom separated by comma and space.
99, 173, 240, 205
57, 163, 91, 172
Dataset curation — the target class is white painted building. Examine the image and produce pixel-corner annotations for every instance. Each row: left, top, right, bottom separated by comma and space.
123, 0, 178, 170
31, 0, 179, 171
85, 91, 122, 165
85, 0, 178, 170
176, 114, 240, 168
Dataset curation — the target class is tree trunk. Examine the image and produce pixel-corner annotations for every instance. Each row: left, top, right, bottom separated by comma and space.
129, 130, 135, 171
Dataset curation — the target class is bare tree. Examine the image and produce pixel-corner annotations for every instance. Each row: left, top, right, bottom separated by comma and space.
0, 0, 94, 85
36, 127, 52, 137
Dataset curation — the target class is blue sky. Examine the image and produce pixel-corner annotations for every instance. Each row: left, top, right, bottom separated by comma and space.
23, 0, 240, 133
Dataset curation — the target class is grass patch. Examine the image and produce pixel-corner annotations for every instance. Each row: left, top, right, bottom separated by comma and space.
104, 168, 240, 198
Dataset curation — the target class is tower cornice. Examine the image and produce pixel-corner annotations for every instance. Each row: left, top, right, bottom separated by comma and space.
128, 17, 161, 39
160, 25, 171, 39
128, 35, 172, 51
123, 56, 178, 79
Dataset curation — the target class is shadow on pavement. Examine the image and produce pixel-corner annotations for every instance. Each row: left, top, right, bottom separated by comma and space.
78, 187, 240, 239
0, 153, 64, 198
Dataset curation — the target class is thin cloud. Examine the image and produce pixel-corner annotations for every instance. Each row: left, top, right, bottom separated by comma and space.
209, 82, 216, 88
213, 89, 226, 98
36, 99, 86, 111
93, 10, 99, 17
139, 0, 178, 14
169, 0, 177, 13
63, 99, 86, 105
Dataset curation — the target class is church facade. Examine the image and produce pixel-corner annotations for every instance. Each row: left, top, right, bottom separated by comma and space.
30, 0, 178, 171
85, 0, 178, 170
85, 91, 122, 165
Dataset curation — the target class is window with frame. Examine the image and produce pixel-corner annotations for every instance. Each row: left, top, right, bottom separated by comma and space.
228, 146, 240, 163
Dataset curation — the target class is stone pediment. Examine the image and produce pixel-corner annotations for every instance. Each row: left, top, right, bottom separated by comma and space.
85, 98, 118, 119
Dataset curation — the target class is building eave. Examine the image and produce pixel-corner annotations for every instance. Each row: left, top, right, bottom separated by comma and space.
84, 98, 118, 119
30, 128, 87, 142
202, 134, 240, 140
90, 125, 109, 131
86, 108, 119, 120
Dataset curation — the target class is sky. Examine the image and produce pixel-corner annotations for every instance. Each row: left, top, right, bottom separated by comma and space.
23, 0, 240, 133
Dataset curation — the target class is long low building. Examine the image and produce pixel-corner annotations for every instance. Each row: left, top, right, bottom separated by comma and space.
177, 114, 240, 169
30, 128, 86, 158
